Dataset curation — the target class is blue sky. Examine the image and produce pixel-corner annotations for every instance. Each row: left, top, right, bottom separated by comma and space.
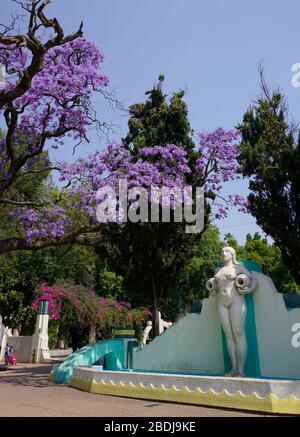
2, 0, 300, 243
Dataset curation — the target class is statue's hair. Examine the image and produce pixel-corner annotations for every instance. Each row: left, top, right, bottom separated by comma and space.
222, 246, 240, 265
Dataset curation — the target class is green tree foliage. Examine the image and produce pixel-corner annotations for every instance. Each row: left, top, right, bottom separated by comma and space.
0, 252, 39, 332
166, 227, 300, 320
224, 232, 299, 294
165, 225, 223, 318
238, 85, 300, 284
0, 245, 98, 333
241, 233, 299, 294
94, 268, 124, 300
0, 289, 35, 331
123, 75, 195, 156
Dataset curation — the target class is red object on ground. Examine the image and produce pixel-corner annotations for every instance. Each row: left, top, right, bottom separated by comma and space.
7, 355, 17, 365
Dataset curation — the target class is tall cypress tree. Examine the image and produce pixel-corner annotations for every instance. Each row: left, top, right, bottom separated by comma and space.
238, 88, 300, 285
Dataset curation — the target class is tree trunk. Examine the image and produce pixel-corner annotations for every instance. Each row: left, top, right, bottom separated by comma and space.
56, 324, 63, 349
152, 300, 160, 339
89, 325, 96, 343
151, 278, 163, 339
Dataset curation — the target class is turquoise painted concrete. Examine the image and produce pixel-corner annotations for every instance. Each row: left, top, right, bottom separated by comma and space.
105, 349, 124, 371
53, 339, 124, 384
240, 260, 262, 273
129, 368, 222, 376
222, 260, 261, 377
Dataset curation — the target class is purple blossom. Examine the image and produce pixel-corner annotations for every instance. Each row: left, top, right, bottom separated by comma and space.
0, 37, 108, 179
1, 32, 246, 249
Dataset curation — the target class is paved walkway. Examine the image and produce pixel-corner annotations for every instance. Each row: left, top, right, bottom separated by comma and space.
0, 364, 265, 417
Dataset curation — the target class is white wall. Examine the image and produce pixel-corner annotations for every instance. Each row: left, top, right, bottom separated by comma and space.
6, 336, 33, 363
133, 296, 225, 374
253, 272, 300, 378
0, 325, 12, 361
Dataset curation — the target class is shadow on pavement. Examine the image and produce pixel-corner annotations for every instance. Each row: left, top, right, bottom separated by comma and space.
0, 364, 60, 388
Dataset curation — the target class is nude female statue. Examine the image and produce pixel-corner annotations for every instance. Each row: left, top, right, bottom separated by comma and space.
206, 247, 258, 377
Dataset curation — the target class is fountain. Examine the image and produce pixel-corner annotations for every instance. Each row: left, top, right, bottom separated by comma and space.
52, 249, 300, 414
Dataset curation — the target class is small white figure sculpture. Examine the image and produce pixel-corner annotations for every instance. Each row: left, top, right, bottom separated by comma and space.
206, 246, 258, 377
159, 311, 172, 335
140, 321, 153, 347
140, 313, 173, 347
0, 64, 6, 87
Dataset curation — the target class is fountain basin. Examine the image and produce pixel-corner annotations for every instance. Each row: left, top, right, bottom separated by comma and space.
70, 366, 300, 415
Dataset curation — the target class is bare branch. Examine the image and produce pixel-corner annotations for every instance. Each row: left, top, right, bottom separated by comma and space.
258, 61, 272, 104
0, 11, 24, 35
0, 197, 45, 206
11, 1, 33, 12
4, 104, 18, 162
0, 223, 107, 254
19, 165, 59, 176
0, 0, 84, 109
256, 61, 299, 140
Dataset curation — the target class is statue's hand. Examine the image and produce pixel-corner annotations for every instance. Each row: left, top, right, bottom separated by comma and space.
206, 278, 217, 296
236, 286, 250, 296
236, 274, 253, 295
236, 273, 258, 295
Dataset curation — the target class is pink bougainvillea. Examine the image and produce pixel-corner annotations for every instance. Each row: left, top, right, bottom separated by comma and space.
32, 283, 62, 321
32, 283, 149, 331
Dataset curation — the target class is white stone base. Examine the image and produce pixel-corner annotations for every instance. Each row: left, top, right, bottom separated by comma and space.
68, 367, 300, 415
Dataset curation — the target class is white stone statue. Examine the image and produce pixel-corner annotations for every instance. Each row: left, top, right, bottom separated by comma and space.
206, 246, 258, 377
139, 313, 173, 348
140, 321, 153, 347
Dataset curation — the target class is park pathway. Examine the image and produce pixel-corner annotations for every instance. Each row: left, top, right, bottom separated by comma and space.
0, 364, 265, 417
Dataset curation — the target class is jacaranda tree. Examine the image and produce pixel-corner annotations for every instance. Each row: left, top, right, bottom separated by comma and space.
0, 1, 247, 270
0, 0, 110, 253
